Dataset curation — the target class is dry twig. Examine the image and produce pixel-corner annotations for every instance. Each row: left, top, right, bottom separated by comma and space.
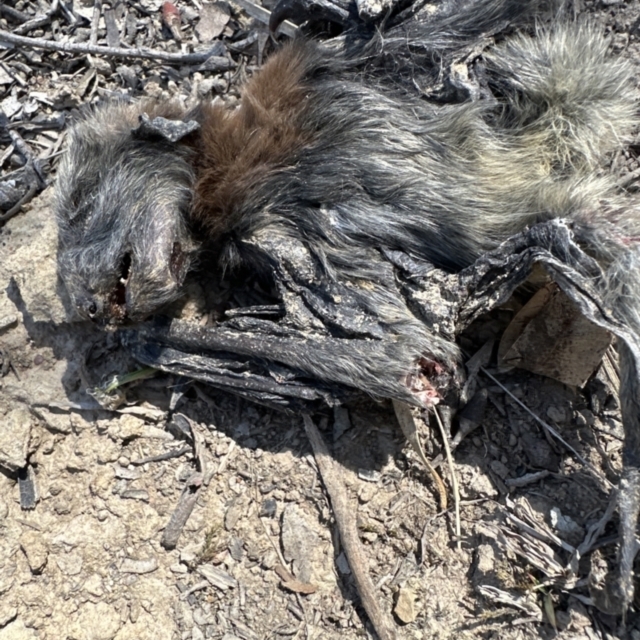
434, 407, 461, 551
231, 0, 298, 37
392, 400, 447, 510
0, 182, 38, 223
0, 29, 227, 64
302, 415, 397, 640
90, 0, 102, 46
481, 367, 612, 488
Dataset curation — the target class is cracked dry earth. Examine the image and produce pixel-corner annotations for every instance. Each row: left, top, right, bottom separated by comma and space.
4, 3, 640, 640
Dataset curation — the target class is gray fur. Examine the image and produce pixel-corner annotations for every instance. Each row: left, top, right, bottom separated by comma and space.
54, 1, 640, 398
54, 1, 640, 387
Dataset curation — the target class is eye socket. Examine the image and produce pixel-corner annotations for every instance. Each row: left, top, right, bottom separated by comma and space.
113, 252, 132, 308
119, 253, 132, 282
81, 300, 98, 318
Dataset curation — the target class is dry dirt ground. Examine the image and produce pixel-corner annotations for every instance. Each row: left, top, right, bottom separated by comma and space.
3, 1, 640, 640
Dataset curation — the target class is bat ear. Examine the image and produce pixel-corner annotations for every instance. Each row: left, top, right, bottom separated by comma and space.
132, 113, 200, 143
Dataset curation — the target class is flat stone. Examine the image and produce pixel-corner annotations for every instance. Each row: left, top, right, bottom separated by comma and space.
0, 408, 32, 472
394, 587, 417, 624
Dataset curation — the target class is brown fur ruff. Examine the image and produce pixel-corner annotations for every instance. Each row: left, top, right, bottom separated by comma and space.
192, 42, 316, 235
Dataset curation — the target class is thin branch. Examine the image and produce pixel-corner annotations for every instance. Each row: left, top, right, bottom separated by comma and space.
0, 5, 31, 23
434, 407, 461, 552
90, 0, 102, 46
481, 367, 613, 489
14, 14, 53, 36
0, 183, 38, 223
392, 399, 447, 510
303, 415, 397, 640
230, 0, 299, 38
0, 29, 227, 64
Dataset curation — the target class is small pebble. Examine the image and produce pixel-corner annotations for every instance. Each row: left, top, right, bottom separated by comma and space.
394, 587, 417, 624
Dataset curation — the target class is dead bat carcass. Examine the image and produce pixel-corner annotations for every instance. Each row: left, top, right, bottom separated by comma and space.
55, 0, 640, 614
